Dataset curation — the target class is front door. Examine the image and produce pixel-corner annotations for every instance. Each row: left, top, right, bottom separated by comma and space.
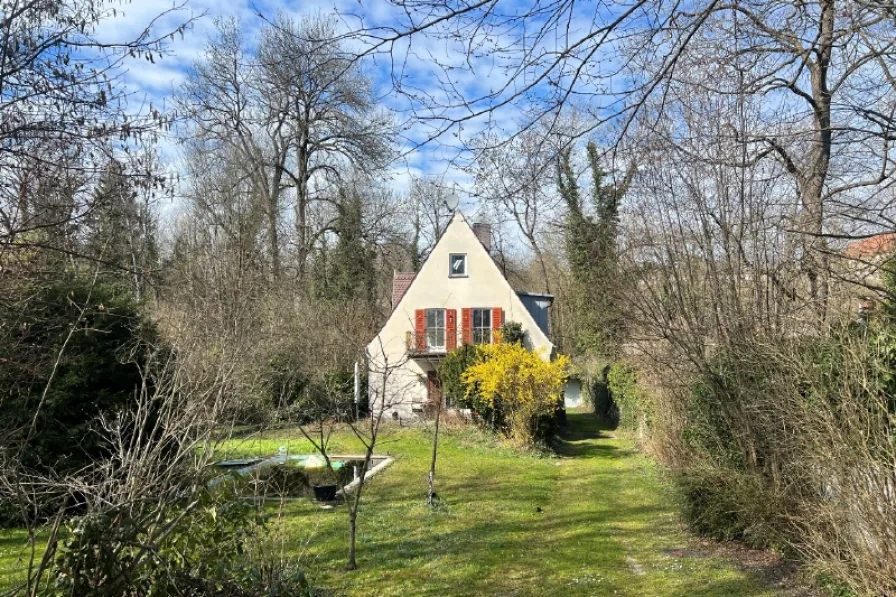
426, 371, 442, 409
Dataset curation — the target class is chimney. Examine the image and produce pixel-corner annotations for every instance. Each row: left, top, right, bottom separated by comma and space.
392, 272, 416, 310
472, 223, 492, 253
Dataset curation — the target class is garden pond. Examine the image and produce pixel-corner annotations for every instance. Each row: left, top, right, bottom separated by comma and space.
214, 454, 390, 501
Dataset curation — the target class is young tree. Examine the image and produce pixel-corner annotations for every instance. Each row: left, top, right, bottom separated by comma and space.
425, 391, 444, 507
297, 341, 412, 570
428, 344, 480, 505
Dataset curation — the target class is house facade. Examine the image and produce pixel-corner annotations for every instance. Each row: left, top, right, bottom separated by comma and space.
366, 212, 555, 420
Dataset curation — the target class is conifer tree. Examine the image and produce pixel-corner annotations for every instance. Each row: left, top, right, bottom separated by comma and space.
314, 187, 376, 304
87, 159, 159, 301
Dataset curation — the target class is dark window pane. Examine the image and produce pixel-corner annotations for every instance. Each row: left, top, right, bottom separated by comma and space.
472, 329, 491, 344
427, 309, 444, 327
450, 254, 466, 275
472, 308, 492, 344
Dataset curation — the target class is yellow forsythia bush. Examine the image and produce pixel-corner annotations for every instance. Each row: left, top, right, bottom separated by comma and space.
462, 343, 570, 445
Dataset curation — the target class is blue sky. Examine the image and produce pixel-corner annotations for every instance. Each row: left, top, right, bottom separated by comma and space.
98, 0, 643, 251
100, 0, 505, 204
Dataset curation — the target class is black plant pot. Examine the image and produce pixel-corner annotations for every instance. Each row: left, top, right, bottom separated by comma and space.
313, 484, 338, 502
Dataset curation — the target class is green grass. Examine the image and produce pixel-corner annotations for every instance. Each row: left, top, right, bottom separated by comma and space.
225, 413, 780, 596
0, 527, 43, 592
0, 413, 782, 596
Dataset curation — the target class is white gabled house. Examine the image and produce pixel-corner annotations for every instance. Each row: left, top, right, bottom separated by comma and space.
366, 211, 556, 420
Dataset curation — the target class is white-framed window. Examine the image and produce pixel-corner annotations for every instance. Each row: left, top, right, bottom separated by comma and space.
472, 308, 492, 344
449, 253, 467, 277
426, 308, 446, 350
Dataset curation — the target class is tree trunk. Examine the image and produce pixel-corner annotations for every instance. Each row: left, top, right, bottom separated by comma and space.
346, 508, 357, 570
268, 189, 281, 280
427, 404, 441, 506
803, 0, 834, 324
268, 155, 284, 281
295, 143, 309, 281
527, 234, 551, 295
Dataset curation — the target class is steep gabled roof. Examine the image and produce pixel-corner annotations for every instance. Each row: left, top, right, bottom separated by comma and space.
368, 211, 554, 355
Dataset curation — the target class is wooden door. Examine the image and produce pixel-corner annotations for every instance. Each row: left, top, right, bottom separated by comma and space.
426, 371, 442, 408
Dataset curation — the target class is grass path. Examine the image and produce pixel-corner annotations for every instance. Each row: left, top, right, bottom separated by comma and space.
0, 412, 785, 595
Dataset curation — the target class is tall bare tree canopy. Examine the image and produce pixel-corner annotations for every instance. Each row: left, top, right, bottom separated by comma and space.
176, 13, 395, 280
0, 0, 192, 263
348, 0, 896, 320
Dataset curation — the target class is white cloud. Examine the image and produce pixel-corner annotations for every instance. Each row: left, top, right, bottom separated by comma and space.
102, 0, 573, 225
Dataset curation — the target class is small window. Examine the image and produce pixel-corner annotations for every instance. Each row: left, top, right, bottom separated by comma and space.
426, 308, 446, 351
472, 308, 492, 345
449, 253, 467, 277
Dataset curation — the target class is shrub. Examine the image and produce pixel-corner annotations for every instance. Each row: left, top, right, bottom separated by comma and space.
606, 361, 649, 432
462, 343, 570, 446
500, 321, 525, 345
268, 353, 368, 424
50, 486, 320, 597
653, 324, 896, 593
588, 363, 619, 427
675, 466, 787, 549
0, 276, 157, 476
439, 345, 506, 428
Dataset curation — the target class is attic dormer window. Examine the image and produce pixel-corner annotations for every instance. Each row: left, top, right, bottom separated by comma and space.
449, 253, 467, 277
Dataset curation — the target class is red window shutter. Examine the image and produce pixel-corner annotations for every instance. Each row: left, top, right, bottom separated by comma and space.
415, 309, 426, 351
446, 309, 457, 351
461, 308, 472, 345
491, 307, 503, 343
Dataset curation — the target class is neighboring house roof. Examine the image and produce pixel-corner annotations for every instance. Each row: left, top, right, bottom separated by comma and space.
845, 233, 896, 259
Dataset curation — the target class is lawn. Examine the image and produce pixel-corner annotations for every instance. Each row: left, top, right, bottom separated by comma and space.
0, 412, 784, 596
220, 412, 782, 596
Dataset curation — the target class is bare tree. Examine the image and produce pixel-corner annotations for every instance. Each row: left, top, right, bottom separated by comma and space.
0, 0, 193, 265
426, 385, 444, 507
0, 335, 242, 595
178, 13, 394, 281
474, 127, 563, 293
406, 176, 454, 270
341, 1, 896, 322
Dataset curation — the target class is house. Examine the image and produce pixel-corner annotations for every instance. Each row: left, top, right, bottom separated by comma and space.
844, 233, 896, 261
366, 212, 555, 420
843, 233, 896, 317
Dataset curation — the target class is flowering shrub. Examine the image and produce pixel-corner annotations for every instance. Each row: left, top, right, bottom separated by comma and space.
462, 343, 570, 446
